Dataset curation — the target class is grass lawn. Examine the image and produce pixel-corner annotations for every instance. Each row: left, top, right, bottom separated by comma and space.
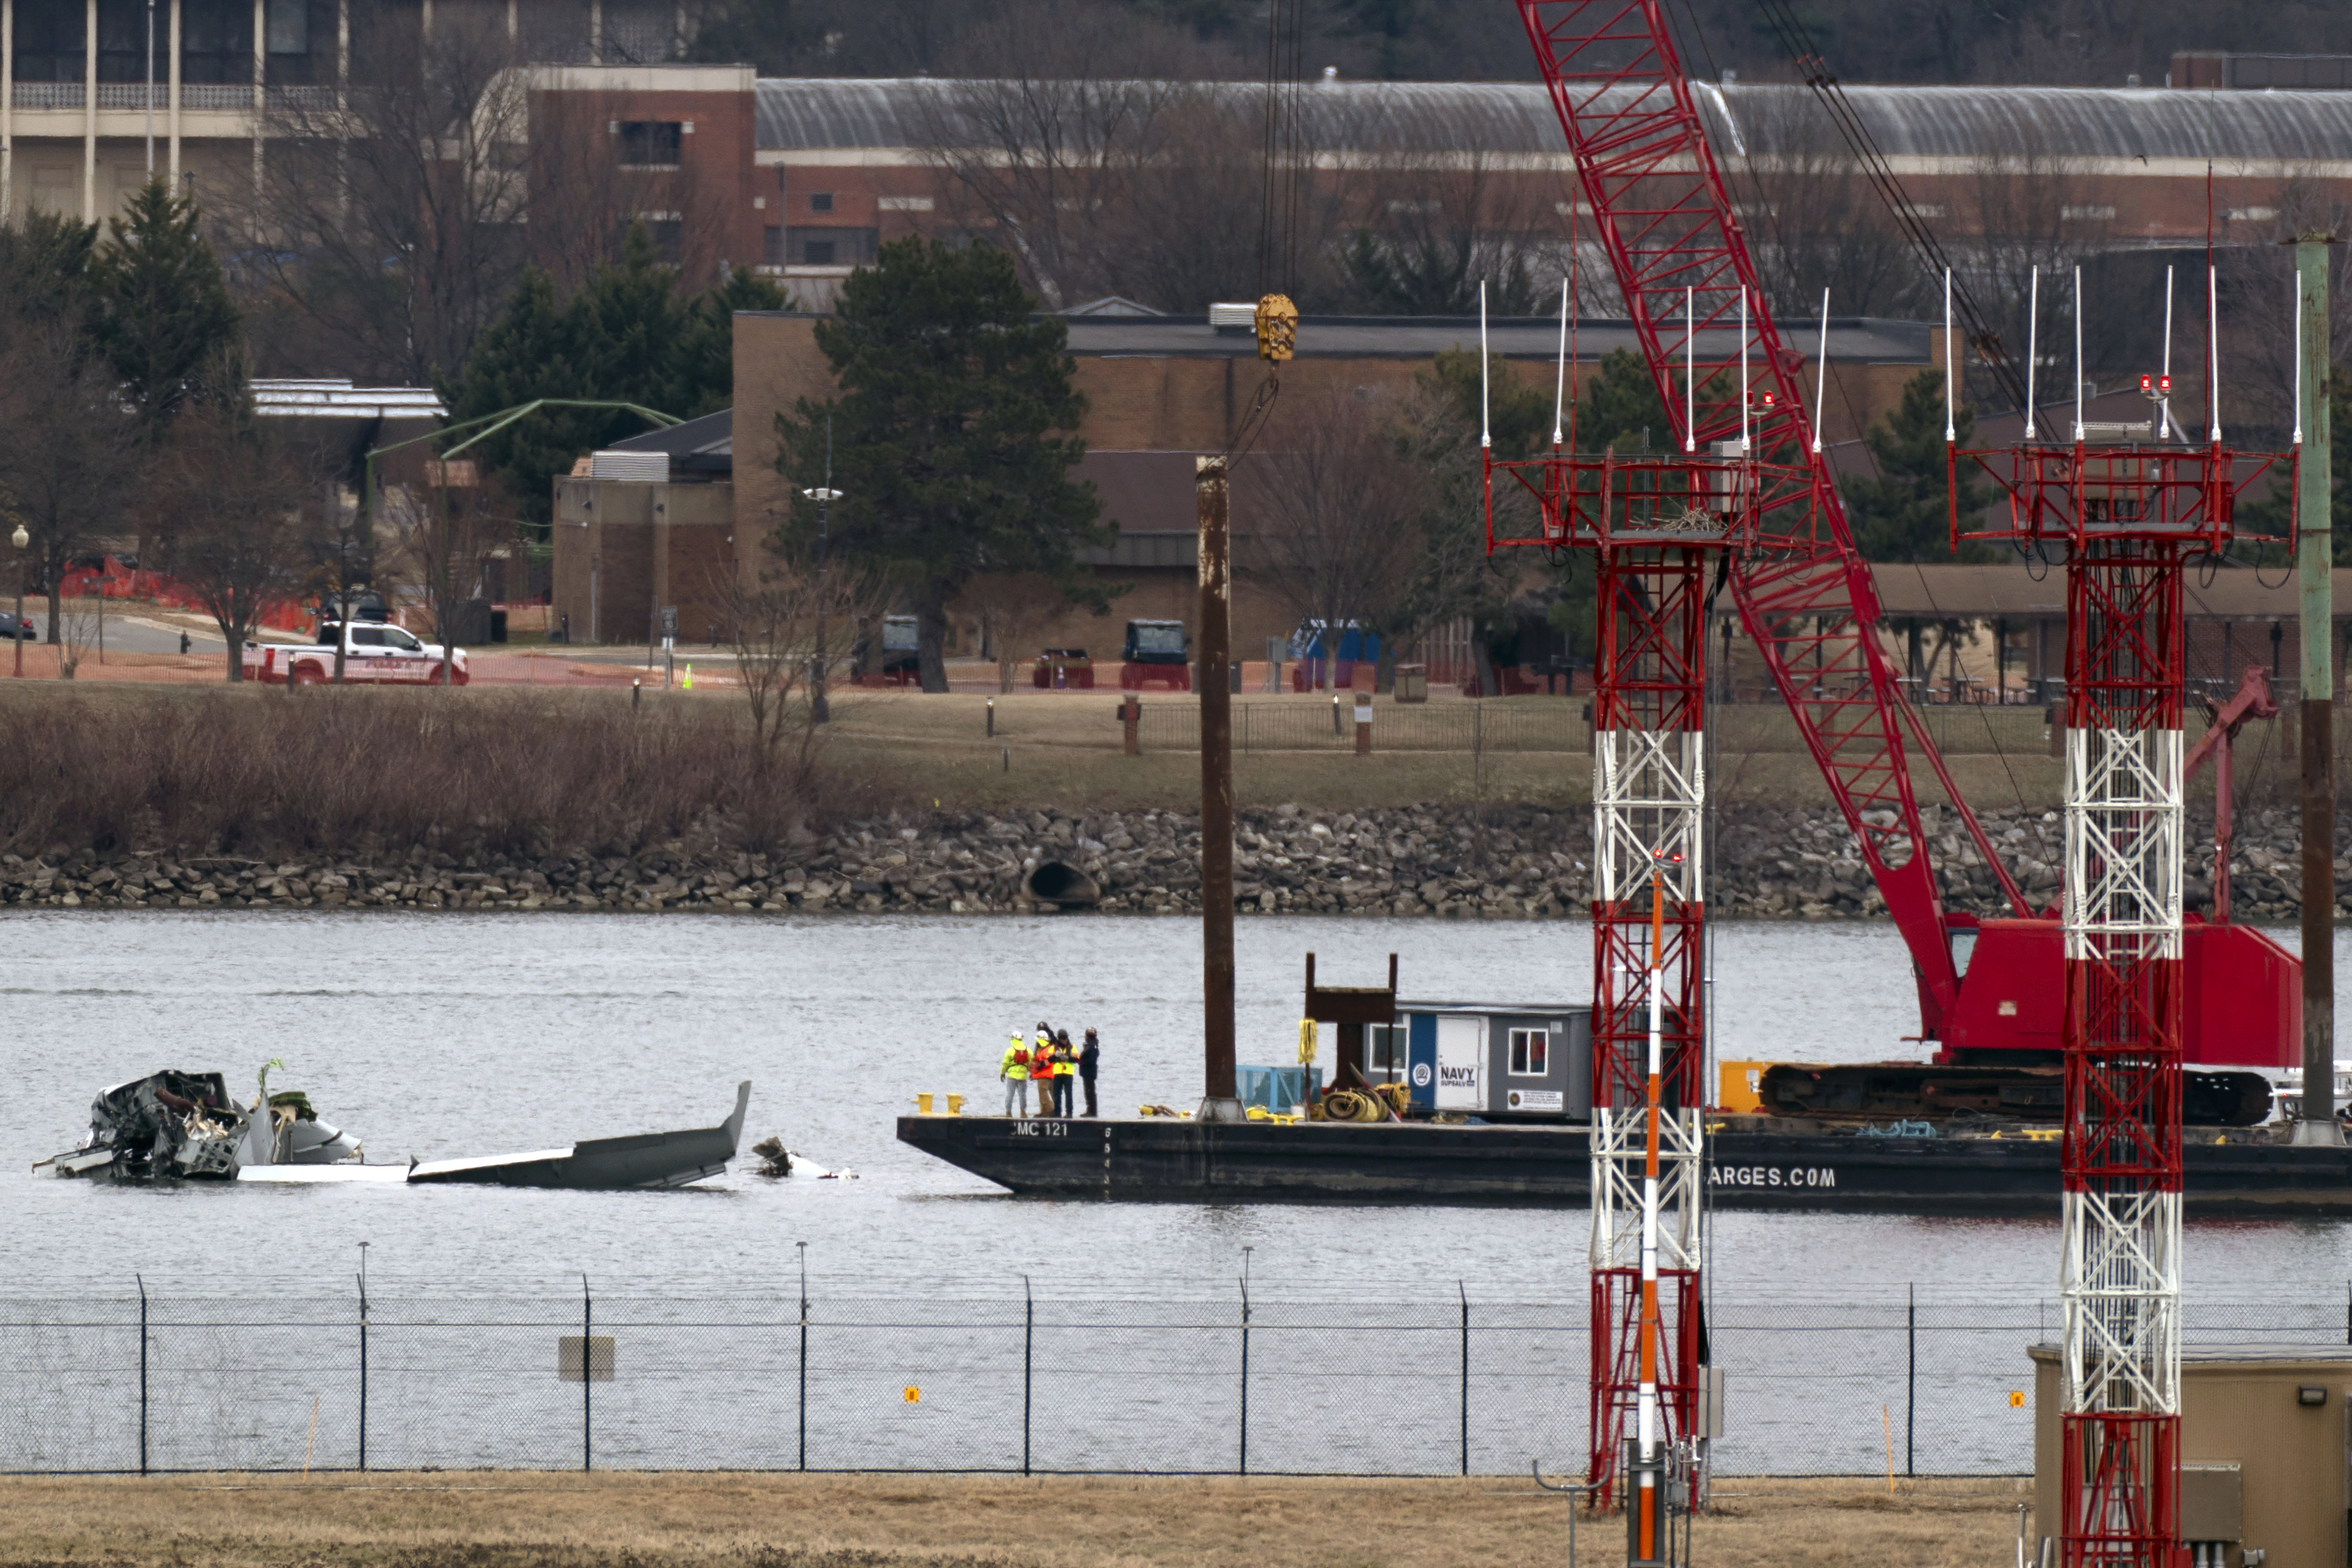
0, 1472, 2031, 1568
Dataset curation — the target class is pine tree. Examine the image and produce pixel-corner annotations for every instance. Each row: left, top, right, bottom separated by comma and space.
672, 266, 788, 420
0, 209, 97, 344
1841, 368, 1991, 562
777, 237, 1107, 693
441, 226, 785, 526
85, 180, 239, 441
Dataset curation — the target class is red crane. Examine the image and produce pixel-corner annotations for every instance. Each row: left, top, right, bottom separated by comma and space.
1495, 0, 2302, 1503
1506, 0, 2299, 1079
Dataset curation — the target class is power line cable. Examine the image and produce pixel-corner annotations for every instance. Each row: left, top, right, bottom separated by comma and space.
1746, 0, 2029, 412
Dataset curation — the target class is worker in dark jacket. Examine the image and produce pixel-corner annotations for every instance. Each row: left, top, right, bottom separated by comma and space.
1051, 1031, 1077, 1116
1079, 1028, 1100, 1117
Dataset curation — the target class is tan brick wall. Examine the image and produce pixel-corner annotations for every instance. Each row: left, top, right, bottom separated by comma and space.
551, 479, 736, 645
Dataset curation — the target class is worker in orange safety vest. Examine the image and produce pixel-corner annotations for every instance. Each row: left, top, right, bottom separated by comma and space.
1029, 1024, 1056, 1115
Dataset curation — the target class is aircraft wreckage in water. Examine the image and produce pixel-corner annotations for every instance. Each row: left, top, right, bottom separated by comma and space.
35, 1067, 751, 1190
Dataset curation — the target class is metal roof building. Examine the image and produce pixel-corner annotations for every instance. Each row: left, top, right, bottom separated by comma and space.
751, 78, 2352, 174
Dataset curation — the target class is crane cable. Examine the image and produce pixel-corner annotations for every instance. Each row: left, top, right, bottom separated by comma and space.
1744, 0, 2031, 414
1231, 0, 1305, 461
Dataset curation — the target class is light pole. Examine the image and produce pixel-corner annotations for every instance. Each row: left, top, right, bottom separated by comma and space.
801, 419, 840, 724
11, 523, 27, 679
144, 0, 155, 176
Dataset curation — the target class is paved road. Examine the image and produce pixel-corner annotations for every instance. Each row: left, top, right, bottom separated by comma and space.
88, 613, 229, 655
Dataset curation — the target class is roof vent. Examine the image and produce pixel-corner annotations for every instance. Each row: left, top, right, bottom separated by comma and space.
1208, 301, 1257, 332
590, 450, 669, 482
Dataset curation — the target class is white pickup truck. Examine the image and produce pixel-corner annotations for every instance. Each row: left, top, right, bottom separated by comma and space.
244, 621, 470, 686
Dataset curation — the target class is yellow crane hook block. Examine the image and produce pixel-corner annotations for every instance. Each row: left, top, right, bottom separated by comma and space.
1254, 294, 1298, 364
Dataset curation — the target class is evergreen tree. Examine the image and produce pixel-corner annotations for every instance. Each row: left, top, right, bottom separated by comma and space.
1569, 348, 1674, 455
442, 226, 784, 527
672, 266, 789, 420
776, 237, 1107, 693
0, 209, 97, 344
85, 180, 239, 441
1841, 368, 1991, 562
438, 269, 599, 528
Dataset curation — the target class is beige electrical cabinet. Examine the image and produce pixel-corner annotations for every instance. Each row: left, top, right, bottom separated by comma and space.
2031, 1344, 2352, 1568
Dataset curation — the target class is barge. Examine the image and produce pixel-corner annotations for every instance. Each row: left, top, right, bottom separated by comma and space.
896, 1113, 2352, 1217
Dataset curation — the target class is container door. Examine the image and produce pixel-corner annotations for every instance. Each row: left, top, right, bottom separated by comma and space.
1435, 1015, 1483, 1110
1406, 1013, 1437, 1111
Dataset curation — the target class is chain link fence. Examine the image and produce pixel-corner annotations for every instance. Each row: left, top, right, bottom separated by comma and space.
5, 1284, 2345, 1477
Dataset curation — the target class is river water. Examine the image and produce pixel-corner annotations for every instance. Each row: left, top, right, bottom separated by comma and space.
7, 908, 2352, 1303
8, 909, 2352, 1478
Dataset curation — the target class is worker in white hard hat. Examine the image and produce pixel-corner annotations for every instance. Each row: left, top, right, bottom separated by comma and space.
1000, 1032, 1031, 1118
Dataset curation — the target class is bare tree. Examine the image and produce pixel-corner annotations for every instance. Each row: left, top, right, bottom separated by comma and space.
722, 555, 887, 780
1328, 95, 1559, 316
913, 7, 1200, 312
56, 573, 107, 679
1721, 89, 1931, 323
958, 572, 1067, 692
528, 89, 748, 294
250, 4, 534, 384
0, 316, 147, 652
1377, 370, 1524, 683
2218, 171, 2352, 437
146, 401, 317, 682
383, 468, 508, 683
1962, 136, 2112, 412
1238, 388, 1424, 690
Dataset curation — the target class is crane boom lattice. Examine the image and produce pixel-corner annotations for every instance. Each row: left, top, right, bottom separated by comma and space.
1512, 0, 2027, 1048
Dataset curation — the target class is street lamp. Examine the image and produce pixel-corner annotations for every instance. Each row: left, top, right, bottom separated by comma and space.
11, 523, 27, 680
801, 419, 840, 722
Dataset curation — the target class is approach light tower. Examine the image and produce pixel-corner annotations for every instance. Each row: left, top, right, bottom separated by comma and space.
1485, 283, 1773, 1541
1950, 265, 2295, 1568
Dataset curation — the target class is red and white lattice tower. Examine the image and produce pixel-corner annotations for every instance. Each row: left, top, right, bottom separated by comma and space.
1955, 377, 2291, 1568
1490, 401, 1770, 1510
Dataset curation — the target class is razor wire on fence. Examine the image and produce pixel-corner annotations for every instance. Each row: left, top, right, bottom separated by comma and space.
3, 1285, 2345, 1477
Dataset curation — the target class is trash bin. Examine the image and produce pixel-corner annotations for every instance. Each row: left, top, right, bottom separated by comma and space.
1394, 663, 1428, 703
490, 609, 509, 644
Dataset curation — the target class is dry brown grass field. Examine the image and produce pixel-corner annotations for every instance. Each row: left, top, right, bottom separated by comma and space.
0, 677, 2073, 848
0, 1472, 2029, 1568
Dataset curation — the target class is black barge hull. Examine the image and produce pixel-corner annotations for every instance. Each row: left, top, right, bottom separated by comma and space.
896, 1116, 2352, 1217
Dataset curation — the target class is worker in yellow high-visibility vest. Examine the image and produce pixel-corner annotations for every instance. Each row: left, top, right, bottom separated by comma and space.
1000, 1033, 1031, 1118
1051, 1031, 1078, 1118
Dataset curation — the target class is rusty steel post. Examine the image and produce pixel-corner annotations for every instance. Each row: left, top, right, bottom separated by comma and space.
1122, 695, 1140, 756
1197, 456, 1242, 1117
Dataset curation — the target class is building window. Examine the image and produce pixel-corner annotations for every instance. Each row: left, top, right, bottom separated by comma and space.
617, 121, 684, 168
1368, 1024, 1406, 1081
786, 227, 877, 267
762, 227, 784, 266
1508, 1028, 1548, 1077
178, 0, 253, 82
809, 191, 835, 212
15, 0, 88, 82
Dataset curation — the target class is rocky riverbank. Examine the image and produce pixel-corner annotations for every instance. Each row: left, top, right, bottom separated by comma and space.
6, 802, 2346, 919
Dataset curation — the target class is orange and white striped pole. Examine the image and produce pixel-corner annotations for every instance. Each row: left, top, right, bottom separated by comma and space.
1636, 850, 1670, 1563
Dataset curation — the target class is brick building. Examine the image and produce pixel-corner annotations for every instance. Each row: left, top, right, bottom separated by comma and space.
708, 308, 1944, 664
